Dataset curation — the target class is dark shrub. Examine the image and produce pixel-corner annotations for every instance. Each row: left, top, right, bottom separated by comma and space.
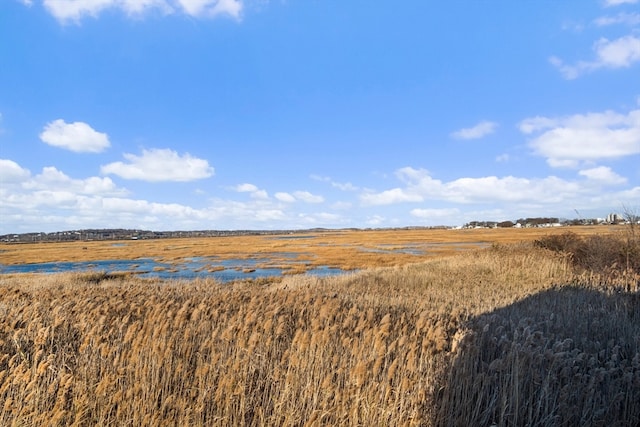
536, 231, 640, 276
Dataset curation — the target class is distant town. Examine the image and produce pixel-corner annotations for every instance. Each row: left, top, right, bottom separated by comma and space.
1, 213, 635, 243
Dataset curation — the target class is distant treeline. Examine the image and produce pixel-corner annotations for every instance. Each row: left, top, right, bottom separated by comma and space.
0, 228, 333, 243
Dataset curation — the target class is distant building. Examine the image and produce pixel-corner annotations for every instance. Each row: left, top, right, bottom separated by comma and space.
606, 213, 622, 223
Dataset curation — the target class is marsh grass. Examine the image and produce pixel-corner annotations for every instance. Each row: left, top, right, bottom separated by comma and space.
0, 226, 616, 271
536, 229, 640, 291
0, 241, 638, 426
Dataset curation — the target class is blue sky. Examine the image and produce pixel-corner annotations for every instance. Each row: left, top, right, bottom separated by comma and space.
1, 0, 639, 233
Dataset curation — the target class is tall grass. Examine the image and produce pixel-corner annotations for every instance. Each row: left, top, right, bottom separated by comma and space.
535, 229, 640, 291
1, 243, 638, 426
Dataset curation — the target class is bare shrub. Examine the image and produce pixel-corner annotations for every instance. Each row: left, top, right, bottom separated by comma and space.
536, 228, 640, 289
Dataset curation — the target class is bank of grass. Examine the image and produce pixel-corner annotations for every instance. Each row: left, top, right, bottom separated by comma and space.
0, 242, 638, 426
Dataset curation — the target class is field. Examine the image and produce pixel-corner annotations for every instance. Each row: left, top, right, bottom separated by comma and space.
0, 226, 622, 271
1, 226, 639, 426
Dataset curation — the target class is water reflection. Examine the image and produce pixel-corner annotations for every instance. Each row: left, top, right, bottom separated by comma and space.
0, 256, 347, 282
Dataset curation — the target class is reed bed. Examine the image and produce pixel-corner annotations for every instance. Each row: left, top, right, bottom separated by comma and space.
1, 241, 638, 426
0, 226, 618, 270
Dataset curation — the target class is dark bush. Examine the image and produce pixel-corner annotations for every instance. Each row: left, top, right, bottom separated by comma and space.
535, 230, 640, 277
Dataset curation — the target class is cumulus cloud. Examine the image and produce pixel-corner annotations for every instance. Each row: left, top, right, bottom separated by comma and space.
24, 166, 127, 195
311, 174, 359, 191
520, 109, 640, 167
331, 181, 358, 191
101, 148, 214, 182
176, 0, 241, 17
550, 35, 640, 79
0, 159, 31, 183
275, 192, 296, 203
0, 160, 295, 233
234, 183, 268, 199
0, 160, 132, 232
235, 183, 259, 192
578, 166, 627, 184
297, 212, 345, 226
40, 119, 110, 153
360, 187, 424, 206
0, 159, 354, 233
293, 191, 324, 203
450, 121, 498, 140
272, 190, 325, 203
38, 0, 242, 23
366, 215, 386, 226
360, 166, 620, 207
410, 208, 460, 219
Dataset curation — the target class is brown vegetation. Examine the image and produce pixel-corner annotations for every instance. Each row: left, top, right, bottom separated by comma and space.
0, 229, 638, 426
0, 225, 621, 272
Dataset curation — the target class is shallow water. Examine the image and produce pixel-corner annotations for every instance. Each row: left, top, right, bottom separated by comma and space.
0, 256, 347, 282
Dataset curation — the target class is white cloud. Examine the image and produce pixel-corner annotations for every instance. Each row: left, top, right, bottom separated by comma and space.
0, 161, 136, 232
0, 163, 127, 201
23, 166, 126, 195
551, 35, 640, 79
101, 197, 203, 218
410, 208, 460, 219
235, 183, 258, 192
331, 181, 358, 191
38, 0, 241, 23
275, 192, 296, 203
451, 121, 498, 140
594, 12, 640, 26
0, 160, 308, 233
251, 190, 268, 199
360, 187, 424, 206
495, 154, 510, 163
43, 0, 116, 22
273, 190, 324, 204
603, 0, 638, 7
360, 166, 623, 208
293, 191, 324, 204
176, 0, 241, 17
311, 174, 359, 191
234, 183, 269, 199
101, 148, 214, 182
366, 215, 386, 226
520, 109, 640, 167
593, 35, 640, 67
0, 159, 31, 183
578, 166, 627, 184
297, 212, 344, 225
40, 119, 110, 153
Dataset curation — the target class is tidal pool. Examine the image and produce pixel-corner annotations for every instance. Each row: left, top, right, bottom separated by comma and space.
0, 256, 348, 282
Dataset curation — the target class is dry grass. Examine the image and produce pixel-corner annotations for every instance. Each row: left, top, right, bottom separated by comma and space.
0, 226, 619, 271
0, 237, 638, 426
